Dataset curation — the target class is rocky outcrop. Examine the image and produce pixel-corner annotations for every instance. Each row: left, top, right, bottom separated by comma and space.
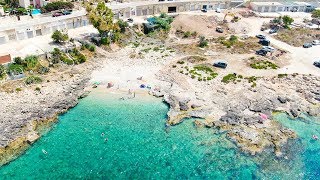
155, 71, 320, 156
0, 58, 103, 166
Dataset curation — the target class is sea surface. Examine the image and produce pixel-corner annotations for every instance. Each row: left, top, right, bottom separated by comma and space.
0, 91, 319, 179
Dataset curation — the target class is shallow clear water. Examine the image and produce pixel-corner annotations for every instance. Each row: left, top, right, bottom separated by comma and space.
0, 91, 319, 179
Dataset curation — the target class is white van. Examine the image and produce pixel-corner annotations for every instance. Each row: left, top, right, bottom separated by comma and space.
312, 40, 320, 45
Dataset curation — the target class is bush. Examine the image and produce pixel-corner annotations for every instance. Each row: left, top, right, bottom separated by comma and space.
88, 45, 96, 52
51, 30, 69, 44
25, 76, 43, 85
117, 19, 129, 33
222, 73, 237, 83
24, 55, 39, 70
101, 38, 110, 45
177, 61, 185, 64
199, 36, 208, 48
183, 31, 191, 38
35, 87, 41, 91
42, 1, 74, 12
13, 57, 23, 65
16, 88, 22, 92
0, 65, 5, 79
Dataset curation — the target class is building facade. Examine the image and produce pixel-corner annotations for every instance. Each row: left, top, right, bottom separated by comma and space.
108, 0, 244, 19
249, 1, 316, 12
0, 10, 89, 45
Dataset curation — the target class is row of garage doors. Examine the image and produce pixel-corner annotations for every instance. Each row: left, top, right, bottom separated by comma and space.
0, 19, 89, 45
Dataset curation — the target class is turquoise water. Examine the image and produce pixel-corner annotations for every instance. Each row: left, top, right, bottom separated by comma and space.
0, 91, 319, 179
31, 9, 41, 15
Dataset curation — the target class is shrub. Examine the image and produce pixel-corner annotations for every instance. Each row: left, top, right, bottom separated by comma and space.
101, 38, 110, 45
51, 30, 69, 44
183, 31, 191, 38
222, 73, 237, 83
0, 65, 5, 79
24, 55, 39, 70
16, 88, 22, 92
42, 1, 74, 12
172, 65, 177, 68
25, 76, 42, 85
117, 19, 129, 33
199, 36, 208, 48
177, 61, 185, 64
13, 57, 23, 65
35, 87, 41, 91
88, 45, 96, 52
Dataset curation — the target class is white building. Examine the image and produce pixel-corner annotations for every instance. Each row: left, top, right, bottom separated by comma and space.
250, 1, 316, 13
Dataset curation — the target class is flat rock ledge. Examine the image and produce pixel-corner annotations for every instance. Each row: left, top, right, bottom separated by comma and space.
150, 73, 320, 156
0, 59, 103, 166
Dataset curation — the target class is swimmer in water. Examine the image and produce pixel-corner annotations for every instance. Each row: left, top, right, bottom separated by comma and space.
101, 133, 105, 137
105, 138, 108, 142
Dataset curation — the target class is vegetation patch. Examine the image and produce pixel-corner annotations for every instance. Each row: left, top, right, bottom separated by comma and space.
250, 61, 278, 69
188, 64, 217, 81
222, 73, 258, 87
25, 76, 43, 85
275, 28, 320, 47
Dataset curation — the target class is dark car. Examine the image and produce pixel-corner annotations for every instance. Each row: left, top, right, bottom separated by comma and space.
256, 49, 268, 56
256, 34, 266, 39
303, 43, 312, 48
216, 26, 224, 33
213, 62, 227, 69
52, 12, 63, 17
201, 9, 207, 12
62, 10, 72, 15
259, 39, 270, 46
269, 28, 278, 34
314, 61, 320, 68
127, 18, 133, 23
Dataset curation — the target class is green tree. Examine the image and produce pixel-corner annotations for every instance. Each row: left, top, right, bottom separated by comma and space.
311, 9, 320, 29
51, 30, 69, 44
13, 57, 23, 65
117, 19, 128, 33
282, 15, 294, 29
87, 1, 117, 37
0, 64, 6, 79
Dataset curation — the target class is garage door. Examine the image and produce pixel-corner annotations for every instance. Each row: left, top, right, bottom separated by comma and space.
271, 6, 277, 12
258, 7, 262, 12
17, 32, 25, 40
27, 31, 33, 38
0, 36, 6, 44
36, 29, 42, 36
264, 6, 269, 12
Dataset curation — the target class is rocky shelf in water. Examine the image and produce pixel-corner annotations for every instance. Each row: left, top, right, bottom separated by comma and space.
150, 73, 320, 156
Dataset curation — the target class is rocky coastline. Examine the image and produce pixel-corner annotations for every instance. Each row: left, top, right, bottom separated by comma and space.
151, 73, 320, 156
0, 57, 104, 166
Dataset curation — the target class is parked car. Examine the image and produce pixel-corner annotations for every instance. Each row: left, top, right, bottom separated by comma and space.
256, 34, 266, 39
259, 39, 270, 46
62, 10, 72, 15
201, 9, 207, 12
303, 43, 312, 48
314, 61, 320, 68
216, 8, 221, 13
213, 61, 227, 69
127, 18, 133, 23
269, 28, 278, 34
256, 49, 268, 56
52, 12, 63, 17
262, 46, 275, 52
312, 40, 320, 45
216, 26, 224, 33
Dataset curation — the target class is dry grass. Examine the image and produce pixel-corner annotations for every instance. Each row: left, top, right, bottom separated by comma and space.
211, 37, 261, 54
275, 28, 320, 47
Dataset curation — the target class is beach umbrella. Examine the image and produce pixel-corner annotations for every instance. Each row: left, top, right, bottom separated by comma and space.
107, 82, 114, 88
260, 113, 268, 120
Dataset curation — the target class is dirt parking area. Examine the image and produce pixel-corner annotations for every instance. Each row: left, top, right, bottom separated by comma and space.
275, 28, 320, 47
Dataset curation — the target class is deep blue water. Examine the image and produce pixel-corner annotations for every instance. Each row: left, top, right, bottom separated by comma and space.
0, 91, 319, 179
